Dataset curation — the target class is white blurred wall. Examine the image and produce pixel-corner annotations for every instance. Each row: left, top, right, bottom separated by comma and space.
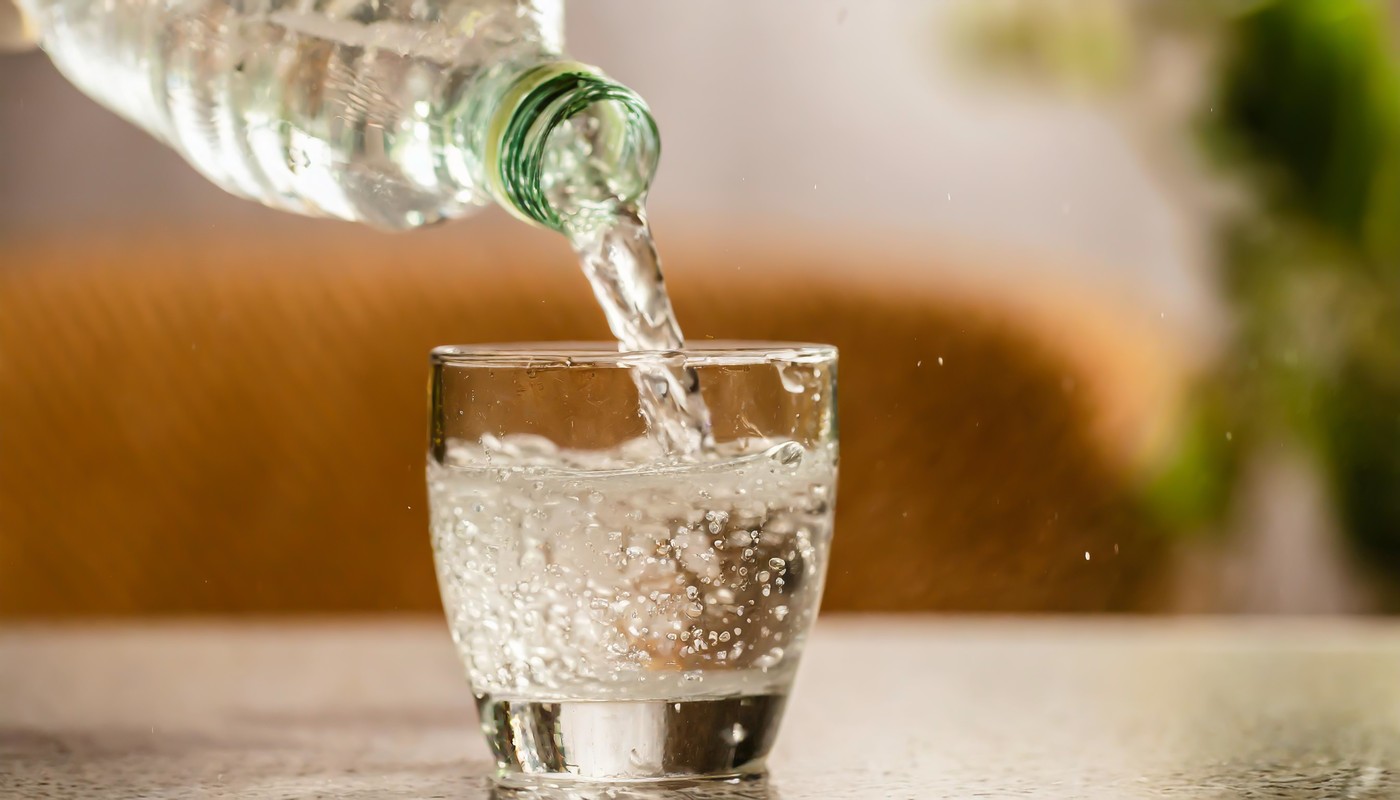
574, 2, 1204, 324
0, 0, 1211, 329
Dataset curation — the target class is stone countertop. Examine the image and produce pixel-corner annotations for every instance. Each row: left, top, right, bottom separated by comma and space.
3, 616, 1399, 799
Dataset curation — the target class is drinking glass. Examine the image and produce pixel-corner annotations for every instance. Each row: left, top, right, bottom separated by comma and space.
426, 342, 838, 786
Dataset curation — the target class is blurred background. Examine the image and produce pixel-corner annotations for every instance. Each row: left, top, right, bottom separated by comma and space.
3, 0, 1398, 616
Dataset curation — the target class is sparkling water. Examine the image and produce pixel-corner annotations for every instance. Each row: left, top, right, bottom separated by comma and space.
566, 210, 713, 458
428, 435, 837, 778
32, 0, 831, 778
430, 437, 835, 699
542, 106, 713, 457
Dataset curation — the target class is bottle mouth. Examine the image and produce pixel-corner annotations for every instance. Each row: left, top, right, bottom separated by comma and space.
488, 62, 660, 232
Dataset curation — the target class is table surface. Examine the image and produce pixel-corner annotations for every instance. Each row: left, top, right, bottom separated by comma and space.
4, 617, 1400, 799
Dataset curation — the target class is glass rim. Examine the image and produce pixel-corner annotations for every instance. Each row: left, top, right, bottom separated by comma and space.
431, 341, 837, 368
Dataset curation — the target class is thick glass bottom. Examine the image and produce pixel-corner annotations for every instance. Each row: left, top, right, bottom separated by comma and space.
479, 694, 786, 785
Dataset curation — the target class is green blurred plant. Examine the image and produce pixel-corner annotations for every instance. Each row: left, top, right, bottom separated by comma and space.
956, 0, 1400, 577
1204, 0, 1400, 574
948, 0, 1136, 93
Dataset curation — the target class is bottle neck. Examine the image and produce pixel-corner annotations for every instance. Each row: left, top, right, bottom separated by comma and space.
486, 61, 660, 232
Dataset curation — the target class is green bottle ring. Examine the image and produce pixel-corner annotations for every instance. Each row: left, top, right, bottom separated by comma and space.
487, 61, 660, 231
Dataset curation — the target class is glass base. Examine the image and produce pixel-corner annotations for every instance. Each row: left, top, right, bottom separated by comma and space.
479, 694, 786, 785
490, 774, 772, 800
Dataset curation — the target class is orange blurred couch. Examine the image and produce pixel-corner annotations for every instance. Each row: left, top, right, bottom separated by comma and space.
0, 217, 1183, 616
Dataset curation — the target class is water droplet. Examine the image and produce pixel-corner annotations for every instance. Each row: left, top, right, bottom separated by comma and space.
685, 602, 704, 619
774, 605, 789, 621
685, 585, 699, 600
769, 557, 786, 570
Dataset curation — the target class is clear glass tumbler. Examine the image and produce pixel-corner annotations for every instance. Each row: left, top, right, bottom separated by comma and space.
426, 342, 838, 786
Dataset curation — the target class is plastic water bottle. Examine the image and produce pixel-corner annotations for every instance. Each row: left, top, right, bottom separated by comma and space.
17, 0, 658, 230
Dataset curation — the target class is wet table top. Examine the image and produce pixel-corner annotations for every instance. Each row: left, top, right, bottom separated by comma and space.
3, 616, 1399, 799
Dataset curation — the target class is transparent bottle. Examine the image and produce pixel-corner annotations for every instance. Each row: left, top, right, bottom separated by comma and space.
18, 0, 658, 230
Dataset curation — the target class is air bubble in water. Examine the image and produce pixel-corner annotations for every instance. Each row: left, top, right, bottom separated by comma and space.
776, 364, 807, 394
769, 441, 805, 467
685, 602, 704, 619
724, 723, 748, 745
769, 557, 786, 570
754, 647, 785, 670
